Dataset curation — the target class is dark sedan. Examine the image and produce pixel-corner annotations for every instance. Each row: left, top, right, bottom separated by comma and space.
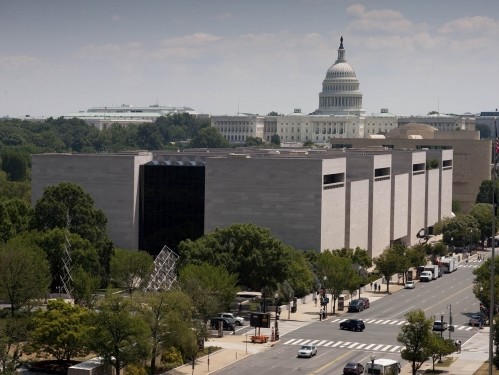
343, 362, 364, 374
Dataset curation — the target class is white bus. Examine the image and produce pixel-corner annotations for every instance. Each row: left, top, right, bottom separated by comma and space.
365, 358, 401, 375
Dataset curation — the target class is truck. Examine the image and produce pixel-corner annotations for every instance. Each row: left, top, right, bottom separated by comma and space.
364, 358, 401, 374
440, 257, 457, 273
420, 271, 433, 282
424, 264, 440, 280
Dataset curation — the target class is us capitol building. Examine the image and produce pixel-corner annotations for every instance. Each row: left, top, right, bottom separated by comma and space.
211, 37, 396, 145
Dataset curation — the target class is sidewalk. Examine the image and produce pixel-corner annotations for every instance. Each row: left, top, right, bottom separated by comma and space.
166, 280, 487, 375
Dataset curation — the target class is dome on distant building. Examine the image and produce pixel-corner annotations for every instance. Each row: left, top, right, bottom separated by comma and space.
387, 123, 437, 139
316, 36, 364, 116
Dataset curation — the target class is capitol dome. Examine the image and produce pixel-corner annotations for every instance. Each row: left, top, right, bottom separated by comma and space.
316, 36, 364, 116
326, 62, 356, 78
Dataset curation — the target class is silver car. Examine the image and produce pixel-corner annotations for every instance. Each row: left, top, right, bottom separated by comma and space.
297, 345, 317, 358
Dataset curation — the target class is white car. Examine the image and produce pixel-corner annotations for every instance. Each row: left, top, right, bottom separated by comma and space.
297, 345, 317, 358
404, 281, 415, 289
218, 312, 245, 326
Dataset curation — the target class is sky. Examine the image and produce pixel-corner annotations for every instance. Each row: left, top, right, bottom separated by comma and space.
1, 0, 499, 118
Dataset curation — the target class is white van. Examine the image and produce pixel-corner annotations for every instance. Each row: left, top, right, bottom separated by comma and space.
365, 358, 401, 374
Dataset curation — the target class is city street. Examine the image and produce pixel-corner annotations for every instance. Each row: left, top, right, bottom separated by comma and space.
214, 256, 487, 375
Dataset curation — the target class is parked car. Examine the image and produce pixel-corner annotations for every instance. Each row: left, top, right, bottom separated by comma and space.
404, 281, 415, 289
359, 297, 370, 308
218, 312, 245, 326
340, 319, 365, 332
348, 299, 365, 312
343, 362, 364, 375
210, 317, 235, 331
432, 321, 448, 332
297, 345, 317, 358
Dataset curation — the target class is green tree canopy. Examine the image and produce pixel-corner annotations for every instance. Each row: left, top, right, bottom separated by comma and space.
178, 263, 238, 323
189, 127, 229, 148
476, 179, 499, 204
177, 223, 292, 293
88, 295, 150, 375
1, 149, 29, 181
136, 290, 196, 373
0, 239, 51, 315
244, 136, 264, 147
30, 299, 91, 361
0, 316, 30, 372
110, 249, 154, 293
374, 248, 400, 293
397, 309, 434, 375
316, 251, 356, 314
439, 213, 480, 248
31, 182, 113, 285
469, 203, 498, 242
270, 134, 281, 146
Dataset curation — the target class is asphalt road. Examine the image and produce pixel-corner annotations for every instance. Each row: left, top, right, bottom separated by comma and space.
217, 257, 486, 375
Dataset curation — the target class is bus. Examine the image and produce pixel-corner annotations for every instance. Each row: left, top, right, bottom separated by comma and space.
365, 358, 401, 375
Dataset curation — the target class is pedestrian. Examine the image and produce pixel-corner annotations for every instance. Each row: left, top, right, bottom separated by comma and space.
378, 285, 381, 292
374, 282, 377, 292
370, 282, 373, 290
314, 297, 318, 307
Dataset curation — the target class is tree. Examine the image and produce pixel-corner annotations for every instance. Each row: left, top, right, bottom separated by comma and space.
136, 123, 163, 150
0, 149, 29, 181
189, 127, 229, 148
244, 136, 264, 147
26, 228, 101, 291
440, 214, 479, 248
177, 223, 292, 293
31, 182, 114, 286
316, 251, 355, 315
470, 203, 498, 244
476, 123, 492, 139
136, 290, 196, 374
178, 263, 238, 323
405, 245, 427, 271
428, 335, 456, 371
270, 134, 281, 146
71, 266, 101, 308
0, 316, 30, 373
333, 247, 372, 269
0, 239, 51, 316
397, 309, 433, 375
30, 299, 91, 361
374, 248, 400, 293
88, 295, 150, 375
110, 249, 154, 294
476, 179, 499, 204
302, 140, 314, 147
472, 257, 499, 308
286, 250, 315, 297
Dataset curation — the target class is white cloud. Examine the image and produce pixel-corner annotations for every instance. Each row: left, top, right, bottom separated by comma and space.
74, 42, 145, 60
159, 32, 222, 47
0, 55, 39, 70
346, 4, 418, 34
438, 16, 499, 35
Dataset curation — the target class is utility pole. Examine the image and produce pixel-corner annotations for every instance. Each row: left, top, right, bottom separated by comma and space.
448, 304, 452, 341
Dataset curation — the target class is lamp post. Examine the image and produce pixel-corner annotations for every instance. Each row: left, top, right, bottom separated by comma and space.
440, 312, 444, 338
358, 266, 362, 299
489, 115, 497, 375
323, 276, 328, 317
448, 304, 452, 340
370, 354, 376, 374
470, 229, 473, 254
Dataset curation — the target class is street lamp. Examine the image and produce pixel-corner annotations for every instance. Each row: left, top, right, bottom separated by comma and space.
358, 266, 362, 299
447, 304, 453, 340
323, 276, 328, 317
440, 312, 444, 338
490, 116, 497, 375
370, 354, 376, 374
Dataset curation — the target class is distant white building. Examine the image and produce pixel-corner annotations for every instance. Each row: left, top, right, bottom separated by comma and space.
65, 104, 200, 130
398, 113, 475, 132
364, 109, 398, 137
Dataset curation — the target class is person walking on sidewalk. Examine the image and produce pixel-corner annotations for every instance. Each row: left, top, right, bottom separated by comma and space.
374, 282, 377, 292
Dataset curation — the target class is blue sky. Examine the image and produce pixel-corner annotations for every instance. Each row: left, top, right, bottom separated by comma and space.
1, 0, 498, 118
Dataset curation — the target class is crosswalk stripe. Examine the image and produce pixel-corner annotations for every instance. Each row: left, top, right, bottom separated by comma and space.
284, 339, 298, 345
381, 345, 392, 351
331, 318, 341, 323
356, 343, 366, 349
348, 342, 359, 348
374, 320, 384, 324
390, 346, 401, 352
389, 321, 399, 324
340, 342, 351, 348
364, 344, 375, 350
323, 341, 334, 347
300, 340, 311, 345
316, 340, 328, 346
309, 340, 320, 345
282, 339, 402, 353
365, 319, 376, 323
294, 339, 305, 345
372, 344, 384, 350
397, 321, 406, 325
331, 341, 344, 347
